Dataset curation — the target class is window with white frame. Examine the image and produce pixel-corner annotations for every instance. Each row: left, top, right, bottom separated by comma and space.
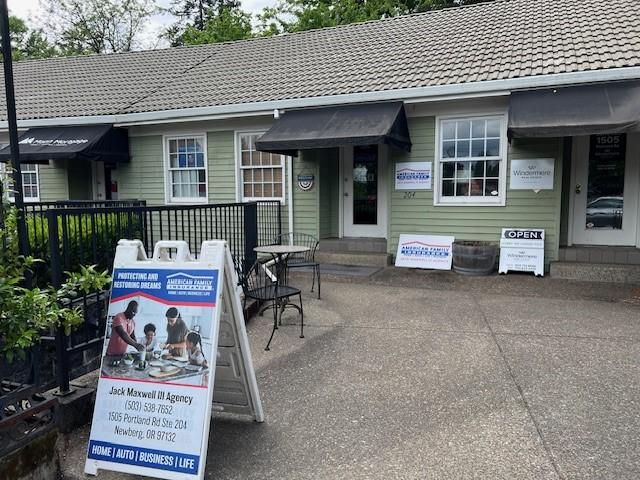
0, 161, 40, 202
238, 133, 285, 201
21, 163, 40, 201
438, 116, 505, 204
166, 136, 207, 202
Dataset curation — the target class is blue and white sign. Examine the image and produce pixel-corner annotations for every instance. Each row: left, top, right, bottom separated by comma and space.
85, 240, 264, 480
395, 162, 432, 190
395, 234, 455, 270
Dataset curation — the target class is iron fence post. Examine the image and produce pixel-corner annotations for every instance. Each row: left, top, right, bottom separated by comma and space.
244, 202, 258, 273
277, 200, 282, 239
0, 0, 28, 259
47, 210, 72, 395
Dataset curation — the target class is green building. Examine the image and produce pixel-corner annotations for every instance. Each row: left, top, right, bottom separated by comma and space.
2, 0, 640, 274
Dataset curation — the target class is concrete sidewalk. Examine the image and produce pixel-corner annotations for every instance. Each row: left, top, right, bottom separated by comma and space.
60, 272, 640, 479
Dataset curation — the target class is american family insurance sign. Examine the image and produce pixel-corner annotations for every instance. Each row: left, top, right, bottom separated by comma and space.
395, 234, 454, 270
395, 162, 432, 190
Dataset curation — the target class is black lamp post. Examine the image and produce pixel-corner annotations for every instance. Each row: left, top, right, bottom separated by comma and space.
0, 0, 28, 256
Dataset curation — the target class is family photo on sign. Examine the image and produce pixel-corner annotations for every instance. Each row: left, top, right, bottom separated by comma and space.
102, 298, 212, 386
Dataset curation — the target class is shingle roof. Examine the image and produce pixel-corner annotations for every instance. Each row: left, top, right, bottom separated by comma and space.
2, 0, 640, 121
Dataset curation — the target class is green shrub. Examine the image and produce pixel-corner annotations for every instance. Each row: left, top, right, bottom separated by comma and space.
0, 204, 111, 361
26, 210, 144, 281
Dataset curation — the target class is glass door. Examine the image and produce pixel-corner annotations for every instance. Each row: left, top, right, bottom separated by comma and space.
343, 145, 387, 237
572, 134, 639, 246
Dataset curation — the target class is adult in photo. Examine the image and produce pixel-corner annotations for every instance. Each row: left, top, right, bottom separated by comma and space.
106, 300, 144, 357
164, 307, 189, 357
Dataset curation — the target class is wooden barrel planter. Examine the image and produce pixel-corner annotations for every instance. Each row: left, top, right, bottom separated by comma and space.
452, 241, 498, 276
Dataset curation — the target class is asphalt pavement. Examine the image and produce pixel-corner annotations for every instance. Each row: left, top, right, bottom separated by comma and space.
59, 270, 640, 479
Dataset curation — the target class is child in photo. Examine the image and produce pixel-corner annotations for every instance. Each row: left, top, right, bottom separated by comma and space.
186, 331, 208, 369
143, 323, 158, 352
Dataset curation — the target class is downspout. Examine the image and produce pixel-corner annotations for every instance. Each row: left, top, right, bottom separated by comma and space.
287, 156, 294, 234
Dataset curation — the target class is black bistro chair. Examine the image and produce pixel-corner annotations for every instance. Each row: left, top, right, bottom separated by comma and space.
274, 232, 321, 299
234, 257, 304, 351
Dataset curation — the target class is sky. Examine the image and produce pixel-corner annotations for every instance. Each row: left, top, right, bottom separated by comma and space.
8, 0, 276, 49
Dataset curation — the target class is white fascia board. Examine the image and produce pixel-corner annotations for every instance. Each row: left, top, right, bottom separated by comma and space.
1, 66, 640, 130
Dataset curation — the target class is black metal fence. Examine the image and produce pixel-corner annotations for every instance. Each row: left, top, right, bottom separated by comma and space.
1, 198, 282, 425
23, 199, 146, 262
44, 200, 280, 393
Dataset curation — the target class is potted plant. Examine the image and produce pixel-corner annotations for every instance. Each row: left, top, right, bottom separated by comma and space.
452, 240, 498, 276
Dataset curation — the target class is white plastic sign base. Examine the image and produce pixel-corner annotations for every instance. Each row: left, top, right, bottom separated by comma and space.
84, 240, 263, 479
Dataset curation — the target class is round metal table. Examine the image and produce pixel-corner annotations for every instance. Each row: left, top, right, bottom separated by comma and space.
253, 244, 310, 350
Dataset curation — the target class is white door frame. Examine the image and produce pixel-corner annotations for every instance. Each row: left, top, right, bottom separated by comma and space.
339, 144, 388, 238
569, 134, 640, 246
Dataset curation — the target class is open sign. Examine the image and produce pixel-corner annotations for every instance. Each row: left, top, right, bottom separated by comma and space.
503, 230, 544, 240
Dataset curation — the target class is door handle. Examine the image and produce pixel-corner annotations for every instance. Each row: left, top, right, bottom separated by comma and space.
575, 184, 582, 194
344, 193, 349, 197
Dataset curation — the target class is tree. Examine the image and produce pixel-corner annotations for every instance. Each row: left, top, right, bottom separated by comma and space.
180, 7, 252, 45
166, 0, 250, 46
168, 0, 241, 32
41, 0, 157, 55
7, 15, 57, 60
257, 0, 492, 36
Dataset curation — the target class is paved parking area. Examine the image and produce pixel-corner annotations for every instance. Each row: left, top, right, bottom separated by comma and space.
61, 272, 640, 479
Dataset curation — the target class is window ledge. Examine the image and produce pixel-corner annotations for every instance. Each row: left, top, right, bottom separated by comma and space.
167, 198, 209, 205
242, 197, 285, 204
434, 199, 505, 207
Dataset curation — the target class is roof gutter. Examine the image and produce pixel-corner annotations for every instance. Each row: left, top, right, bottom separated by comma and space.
2, 66, 640, 129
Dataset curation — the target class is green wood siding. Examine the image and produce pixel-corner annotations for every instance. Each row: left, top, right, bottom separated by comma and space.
119, 135, 165, 204
292, 150, 319, 238
389, 116, 563, 263
319, 148, 339, 239
207, 131, 236, 203
120, 118, 563, 264
38, 161, 69, 201
122, 133, 289, 240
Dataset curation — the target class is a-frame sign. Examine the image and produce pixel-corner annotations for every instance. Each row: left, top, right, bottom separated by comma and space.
85, 240, 263, 479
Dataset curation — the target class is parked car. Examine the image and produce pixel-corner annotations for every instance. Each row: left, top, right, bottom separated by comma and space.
586, 196, 623, 229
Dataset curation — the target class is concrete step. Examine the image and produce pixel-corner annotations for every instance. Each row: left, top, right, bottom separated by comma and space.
559, 246, 640, 265
319, 237, 387, 254
315, 250, 391, 267
550, 261, 640, 284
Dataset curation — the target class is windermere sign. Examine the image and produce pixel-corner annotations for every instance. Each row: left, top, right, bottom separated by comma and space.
509, 159, 554, 190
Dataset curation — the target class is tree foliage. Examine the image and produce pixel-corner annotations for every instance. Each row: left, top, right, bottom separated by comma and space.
257, 0, 491, 35
7, 15, 57, 60
180, 8, 252, 45
0, 203, 111, 361
166, 0, 251, 46
41, 0, 157, 55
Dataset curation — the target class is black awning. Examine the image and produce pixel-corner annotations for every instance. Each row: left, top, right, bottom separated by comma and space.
0, 124, 129, 164
255, 102, 412, 156
508, 80, 640, 138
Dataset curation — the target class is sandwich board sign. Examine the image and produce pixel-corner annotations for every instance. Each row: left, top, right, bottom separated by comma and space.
85, 239, 263, 479
498, 228, 545, 276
